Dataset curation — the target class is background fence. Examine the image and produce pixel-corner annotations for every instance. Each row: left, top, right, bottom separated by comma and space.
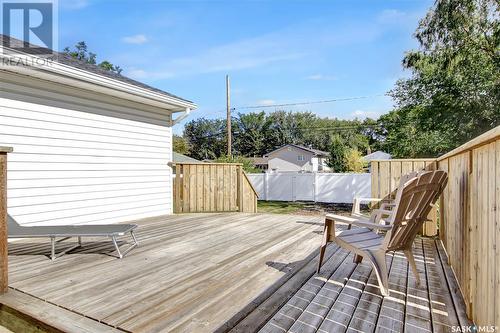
173, 163, 258, 213
247, 172, 371, 203
370, 159, 438, 236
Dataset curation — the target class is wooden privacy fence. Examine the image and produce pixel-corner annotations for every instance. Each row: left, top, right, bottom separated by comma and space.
173, 163, 258, 213
371, 125, 500, 327
437, 126, 499, 327
370, 158, 438, 236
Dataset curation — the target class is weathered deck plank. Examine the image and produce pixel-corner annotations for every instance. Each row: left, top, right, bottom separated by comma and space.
2, 213, 470, 333
5, 213, 325, 332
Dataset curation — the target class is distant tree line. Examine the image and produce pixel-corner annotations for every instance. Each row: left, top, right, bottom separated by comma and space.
175, 0, 499, 171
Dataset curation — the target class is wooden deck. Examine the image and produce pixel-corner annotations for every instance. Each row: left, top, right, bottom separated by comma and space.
1, 213, 470, 332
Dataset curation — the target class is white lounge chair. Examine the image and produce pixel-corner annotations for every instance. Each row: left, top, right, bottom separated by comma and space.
317, 170, 447, 296
8, 215, 138, 260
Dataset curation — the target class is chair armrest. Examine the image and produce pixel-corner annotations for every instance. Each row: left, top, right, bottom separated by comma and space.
352, 197, 381, 214
351, 197, 394, 215
325, 214, 392, 231
371, 208, 393, 216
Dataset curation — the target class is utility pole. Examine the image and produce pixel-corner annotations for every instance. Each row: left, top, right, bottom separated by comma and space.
226, 75, 232, 157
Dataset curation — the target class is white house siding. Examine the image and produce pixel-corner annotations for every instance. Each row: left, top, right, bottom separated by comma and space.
267, 146, 314, 172
0, 91, 174, 226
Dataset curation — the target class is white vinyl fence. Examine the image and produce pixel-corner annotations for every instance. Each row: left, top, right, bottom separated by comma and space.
247, 172, 371, 204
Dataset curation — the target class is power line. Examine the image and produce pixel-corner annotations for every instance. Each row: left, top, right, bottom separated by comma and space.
202, 93, 386, 116
233, 94, 386, 110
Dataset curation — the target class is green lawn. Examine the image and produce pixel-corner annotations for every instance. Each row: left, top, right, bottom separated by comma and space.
257, 201, 307, 214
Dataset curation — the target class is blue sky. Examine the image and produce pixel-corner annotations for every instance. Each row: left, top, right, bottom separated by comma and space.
56, 0, 433, 132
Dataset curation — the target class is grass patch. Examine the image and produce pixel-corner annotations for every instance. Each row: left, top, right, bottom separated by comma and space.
257, 201, 306, 214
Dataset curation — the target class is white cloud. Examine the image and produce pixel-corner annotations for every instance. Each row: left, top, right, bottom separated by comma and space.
256, 99, 276, 106
306, 74, 337, 81
122, 34, 149, 45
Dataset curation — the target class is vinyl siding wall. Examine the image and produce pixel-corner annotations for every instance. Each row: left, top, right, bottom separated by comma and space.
0, 93, 173, 226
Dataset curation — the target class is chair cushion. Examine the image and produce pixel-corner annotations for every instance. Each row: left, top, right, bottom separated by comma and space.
337, 227, 384, 251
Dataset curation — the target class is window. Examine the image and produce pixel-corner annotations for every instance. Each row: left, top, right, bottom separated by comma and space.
297, 155, 305, 161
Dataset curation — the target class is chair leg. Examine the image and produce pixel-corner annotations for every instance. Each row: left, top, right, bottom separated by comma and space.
371, 251, 389, 296
131, 230, 138, 246
353, 254, 363, 264
51, 237, 56, 261
317, 220, 331, 273
111, 236, 123, 259
404, 249, 421, 286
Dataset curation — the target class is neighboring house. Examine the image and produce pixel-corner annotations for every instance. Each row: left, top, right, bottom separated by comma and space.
264, 144, 331, 172
173, 152, 202, 164
248, 156, 269, 171
172, 152, 202, 174
0, 35, 196, 226
363, 151, 392, 171
363, 151, 392, 162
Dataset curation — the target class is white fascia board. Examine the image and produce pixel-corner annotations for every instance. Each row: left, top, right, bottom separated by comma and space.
0, 47, 197, 112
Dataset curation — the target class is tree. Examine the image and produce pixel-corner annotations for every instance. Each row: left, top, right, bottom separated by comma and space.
183, 118, 227, 160
183, 111, 376, 160
382, 0, 500, 157
213, 155, 260, 173
326, 135, 348, 172
234, 111, 270, 156
63, 41, 123, 74
344, 148, 367, 173
173, 135, 190, 155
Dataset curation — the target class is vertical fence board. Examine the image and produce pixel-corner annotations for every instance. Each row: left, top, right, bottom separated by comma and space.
172, 163, 257, 213
371, 162, 379, 198
0, 151, 10, 293
378, 161, 391, 199
495, 140, 500, 327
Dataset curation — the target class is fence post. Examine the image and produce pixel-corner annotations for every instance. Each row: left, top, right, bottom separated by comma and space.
237, 165, 244, 212
0, 147, 12, 294
264, 172, 269, 201
313, 172, 318, 202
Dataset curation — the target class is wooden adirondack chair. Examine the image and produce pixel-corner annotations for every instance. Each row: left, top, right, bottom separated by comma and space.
317, 170, 448, 296
349, 171, 418, 224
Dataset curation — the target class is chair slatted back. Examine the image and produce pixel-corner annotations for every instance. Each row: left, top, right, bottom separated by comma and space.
384, 170, 448, 251
367, 171, 418, 224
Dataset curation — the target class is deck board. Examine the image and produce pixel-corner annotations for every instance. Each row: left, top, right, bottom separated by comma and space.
2, 213, 470, 332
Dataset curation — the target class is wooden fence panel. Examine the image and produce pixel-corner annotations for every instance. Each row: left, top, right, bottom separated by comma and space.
437, 126, 500, 327
173, 163, 258, 213
370, 158, 438, 236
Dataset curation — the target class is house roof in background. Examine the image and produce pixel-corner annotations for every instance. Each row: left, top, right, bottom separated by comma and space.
248, 157, 269, 165
0, 34, 193, 105
265, 144, 329, 157
173, 152, 202, 163
363, 151, 392, 161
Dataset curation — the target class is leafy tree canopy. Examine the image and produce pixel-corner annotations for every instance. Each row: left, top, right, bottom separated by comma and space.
173, 135, 191, 155
63, 41, 123, 74
183, 111, 376, 161
379, 0, 499, 157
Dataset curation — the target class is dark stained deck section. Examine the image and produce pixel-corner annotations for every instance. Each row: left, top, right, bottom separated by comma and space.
2, 213, 470, 332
